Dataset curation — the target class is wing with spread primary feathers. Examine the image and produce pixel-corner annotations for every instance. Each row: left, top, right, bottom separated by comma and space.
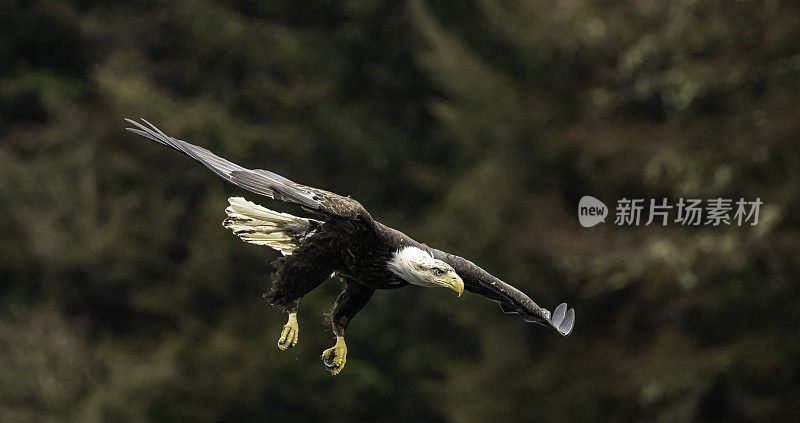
124, 118, 369, 221
431, 249, 575, 336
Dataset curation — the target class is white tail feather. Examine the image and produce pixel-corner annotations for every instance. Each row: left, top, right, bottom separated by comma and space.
223, 197, 317, 255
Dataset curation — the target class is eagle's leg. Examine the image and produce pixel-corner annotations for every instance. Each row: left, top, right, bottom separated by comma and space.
322, 281, 374, 375
265, 239, 338, 351
278, 300, 300, 350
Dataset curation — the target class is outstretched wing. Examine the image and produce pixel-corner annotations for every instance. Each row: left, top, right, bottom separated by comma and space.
125, 118, 369, 221
431, 249, 575, 336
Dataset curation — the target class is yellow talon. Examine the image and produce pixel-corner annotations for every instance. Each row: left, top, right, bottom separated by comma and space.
321, 336, 347, 375
278, 312, 299, 350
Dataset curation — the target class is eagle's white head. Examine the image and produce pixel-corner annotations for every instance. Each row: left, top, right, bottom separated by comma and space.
387, 246, 464, 296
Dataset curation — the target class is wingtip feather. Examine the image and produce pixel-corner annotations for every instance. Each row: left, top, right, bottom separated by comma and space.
544, 303, 574, 336
551, 303, 567, 327
556, 306, 575, 336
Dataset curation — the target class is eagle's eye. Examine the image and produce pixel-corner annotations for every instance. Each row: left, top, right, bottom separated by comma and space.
434, 268, 444, 276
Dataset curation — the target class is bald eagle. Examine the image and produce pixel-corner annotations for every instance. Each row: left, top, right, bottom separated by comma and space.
125, 118, 574, 375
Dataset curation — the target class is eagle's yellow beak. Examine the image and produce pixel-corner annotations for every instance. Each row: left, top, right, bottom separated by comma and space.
436, 273, 464, 297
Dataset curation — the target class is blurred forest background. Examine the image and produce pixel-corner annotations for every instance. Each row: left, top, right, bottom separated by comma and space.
2, 0, 800, 421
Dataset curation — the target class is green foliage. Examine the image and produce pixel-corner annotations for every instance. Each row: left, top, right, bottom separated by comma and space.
2, 0, 799, 421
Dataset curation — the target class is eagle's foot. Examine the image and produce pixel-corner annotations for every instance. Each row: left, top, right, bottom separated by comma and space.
277, 312, 299, 350
321, 336, 347, 375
